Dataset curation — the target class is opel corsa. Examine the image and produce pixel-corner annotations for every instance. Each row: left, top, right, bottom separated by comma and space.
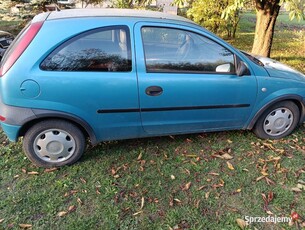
1, 9, 305, 167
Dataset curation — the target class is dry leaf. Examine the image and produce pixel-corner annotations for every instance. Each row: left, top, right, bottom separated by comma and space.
22, 168, 27, 174
77, 198, 83, 205
132, 211, 143, 216
57, 211, 68, 217
236, 218, 247, 229
208, 172, 220, 176
182, 182, 192, 191
174, 198, 182, 203
170, 175, 175, 180
0, 219, 4, 223
256, 176, 265, 181
68, 205, 76, 212
137, 152, 142, 160
80, 177, 86, 184
140, 197, 145, 210
222, 153, 234, 160
261, 171, 269, 176
27, 171, 39, 175
266, 210, 274, 215
19, 224, 32, 229
236, 188, 242, 193
205, 192, 210, 199
227, 161, 235, 170
44, 168, 58, 173
227, 139, 233, 144
291, 187, 302, 192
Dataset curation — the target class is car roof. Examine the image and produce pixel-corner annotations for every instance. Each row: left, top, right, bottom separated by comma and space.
42, 8, 195, 24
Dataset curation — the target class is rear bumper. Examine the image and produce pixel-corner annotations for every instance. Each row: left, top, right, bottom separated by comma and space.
0, 122, 21, 142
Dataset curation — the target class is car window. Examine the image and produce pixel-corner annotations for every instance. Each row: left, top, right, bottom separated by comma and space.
141, 27, 235, 74
40, 26, 132, 72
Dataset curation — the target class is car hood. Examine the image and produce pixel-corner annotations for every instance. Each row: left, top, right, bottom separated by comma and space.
256, 56, 305, 81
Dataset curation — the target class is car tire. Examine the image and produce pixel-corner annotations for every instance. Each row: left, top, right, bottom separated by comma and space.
253, 101, 300, 139
23, 119, 86, 168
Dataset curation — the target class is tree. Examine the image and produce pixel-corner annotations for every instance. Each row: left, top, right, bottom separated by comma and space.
227, 0, 305, 57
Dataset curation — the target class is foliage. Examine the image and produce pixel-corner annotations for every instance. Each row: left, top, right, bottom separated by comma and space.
187, 0, 241, 38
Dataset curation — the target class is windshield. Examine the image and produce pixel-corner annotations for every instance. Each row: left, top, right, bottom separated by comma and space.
241, 51, 264, 67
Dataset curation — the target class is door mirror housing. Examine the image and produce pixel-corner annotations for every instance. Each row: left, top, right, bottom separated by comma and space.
216, 63, 231, 73
236, 61, 250, 76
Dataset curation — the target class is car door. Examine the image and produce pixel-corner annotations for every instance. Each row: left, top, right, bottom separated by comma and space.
134, 22, 257, 134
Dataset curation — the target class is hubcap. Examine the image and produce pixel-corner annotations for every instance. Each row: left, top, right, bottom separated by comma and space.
263, 107, 293, 137
33, 129, 76, 162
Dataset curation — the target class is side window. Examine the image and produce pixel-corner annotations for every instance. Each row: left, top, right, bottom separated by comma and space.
41, 26, 132, 72
141, 27, 235, 74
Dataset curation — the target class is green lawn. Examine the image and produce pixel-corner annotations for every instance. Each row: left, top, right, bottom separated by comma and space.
1, 12, 305, 230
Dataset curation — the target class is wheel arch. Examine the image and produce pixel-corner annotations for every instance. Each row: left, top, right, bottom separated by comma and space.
18, 110, 98, 145
247, 95, 305, 130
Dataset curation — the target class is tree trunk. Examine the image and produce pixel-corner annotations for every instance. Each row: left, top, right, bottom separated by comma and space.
251, 0, 281, 57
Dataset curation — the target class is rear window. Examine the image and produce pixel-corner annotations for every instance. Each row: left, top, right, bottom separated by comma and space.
40, 26, 132, 72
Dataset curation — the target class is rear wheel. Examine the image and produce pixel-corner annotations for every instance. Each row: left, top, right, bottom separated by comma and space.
23, 120, 86, 168
253, 101, 300, 139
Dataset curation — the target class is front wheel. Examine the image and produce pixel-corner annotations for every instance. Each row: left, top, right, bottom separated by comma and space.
253, 101, 300, 139
23, 120, 86, 168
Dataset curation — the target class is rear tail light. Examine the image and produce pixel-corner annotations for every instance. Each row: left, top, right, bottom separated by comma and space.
0, 115, 6, 122
0, 21, 43, 77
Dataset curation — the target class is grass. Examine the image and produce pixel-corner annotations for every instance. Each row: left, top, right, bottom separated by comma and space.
1, 12, 305, 230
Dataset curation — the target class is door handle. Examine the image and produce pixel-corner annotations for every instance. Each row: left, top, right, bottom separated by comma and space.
145, 86, 163, 96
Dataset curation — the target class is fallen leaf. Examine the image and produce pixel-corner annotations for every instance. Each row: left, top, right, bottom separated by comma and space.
80, 177, 86, 184
22, 168, 27, 174
132, 211, 143, 216
140, 197, 145, 210
44, 168, 58, 173
185, 154, 197, 158
19, 224, 32, 229
261, 171, 269, 176
263, 142, 275, 150
256, 176, 265, 182
68, 205, 76, 212
208, 172, 220, 176
27, 171, 39, 175
57, 211, 68, 217
291, 187, 302, 192
227, 161, 235, 170
265, 177, 275, 185
0, 219, 4, 223
205, 192, 210, 199
14, 175, 19, 179
266, 210, 274, 215
227, 139, 233, 144
197, 185, 207, 191
174, 198, 182, 203
236, 188, 242, 193
137, 152, 142, 160
77, 198, 83, 205
236, 218, 247, 229
170, 175, 175, 180
222, 153, 234, 160
182, 182, 192, 191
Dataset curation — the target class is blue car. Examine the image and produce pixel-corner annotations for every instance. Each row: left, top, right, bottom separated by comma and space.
1, 9, 305, 167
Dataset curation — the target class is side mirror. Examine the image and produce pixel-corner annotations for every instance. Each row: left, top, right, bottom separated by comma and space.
236, 61, 250, 76
216, 63, 231, 73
